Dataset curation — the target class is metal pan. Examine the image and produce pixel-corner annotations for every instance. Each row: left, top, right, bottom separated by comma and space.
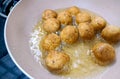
4, 0, 120, 79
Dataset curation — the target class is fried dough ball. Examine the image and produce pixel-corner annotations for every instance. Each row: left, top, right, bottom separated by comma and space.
91, 16, 106, 31
67, 6, 80, 16
57, 11, 72, 25
41, 33, 61, 51
45, 50, 70, 70
101, 25, 120, 42
43, 18, 60, 33
42, 9, 57, 20
76, 12, 91, 24
60, 25, 79, 44
92, 43, 115, 62
78, 23, 95, 40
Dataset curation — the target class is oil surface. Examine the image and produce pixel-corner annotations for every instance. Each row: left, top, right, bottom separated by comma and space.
29, 8, 109, 79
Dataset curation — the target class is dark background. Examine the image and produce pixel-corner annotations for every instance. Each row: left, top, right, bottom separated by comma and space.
0, 0, 28, 79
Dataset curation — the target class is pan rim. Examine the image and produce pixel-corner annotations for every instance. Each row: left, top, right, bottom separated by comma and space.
4, 0, 33, 79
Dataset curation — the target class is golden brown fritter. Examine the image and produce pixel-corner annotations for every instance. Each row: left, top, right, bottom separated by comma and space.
92, 43, 115, 62
43, 18, 60, 33
41, 33, 61, 51
76, 12, 91, 24
45, 50, 70, 70
42, 9, 57, 20
67, 6, 80, 16
57, 11, 72, 25
91, 16, 106, 31
60, 25, 79, 44
78, 23, 95, 40
101, 25, 120, 42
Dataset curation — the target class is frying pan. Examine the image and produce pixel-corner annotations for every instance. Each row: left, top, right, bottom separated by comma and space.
4, 0, 120, 79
